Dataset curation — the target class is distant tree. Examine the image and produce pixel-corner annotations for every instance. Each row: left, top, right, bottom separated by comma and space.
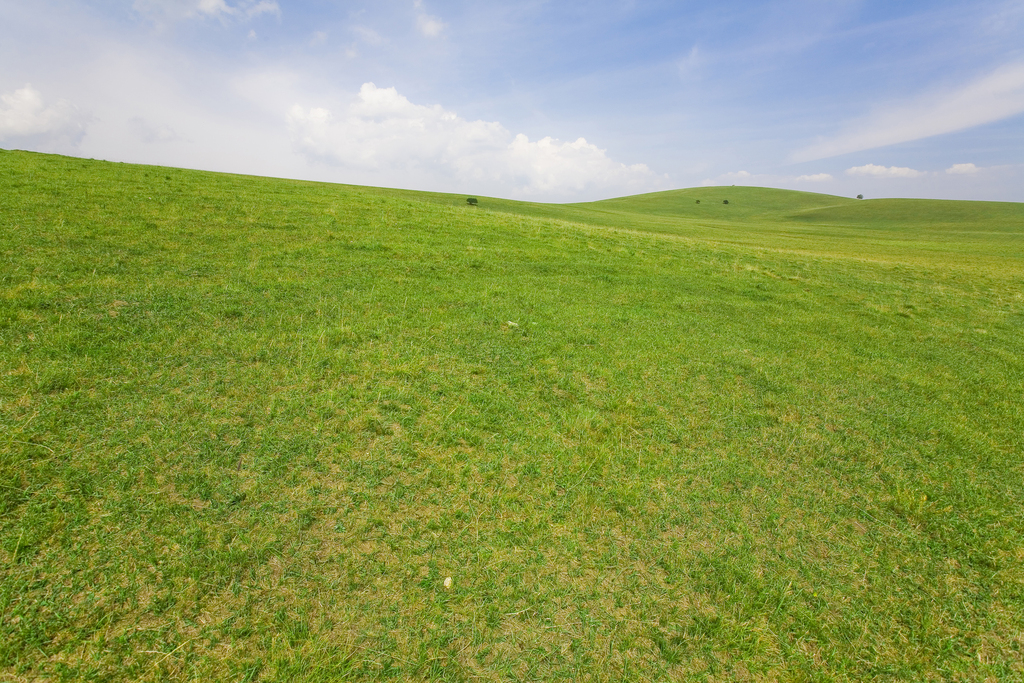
857, 194, 864, 200
466, 197, 478, 206
723, 199, 729, 204
695, 199, 700, 204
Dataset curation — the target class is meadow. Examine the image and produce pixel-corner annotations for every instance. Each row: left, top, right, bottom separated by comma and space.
1, 148, 1022, 681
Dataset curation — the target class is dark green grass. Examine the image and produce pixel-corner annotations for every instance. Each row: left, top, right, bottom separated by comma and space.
2, 149, 1023, 681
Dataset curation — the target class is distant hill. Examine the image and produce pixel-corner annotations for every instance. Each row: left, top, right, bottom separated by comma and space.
788, 197, 1024, 232
408, 184, 1024, 244
578, 186, 858, 221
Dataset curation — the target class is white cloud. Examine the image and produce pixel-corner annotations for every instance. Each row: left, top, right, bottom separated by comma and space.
128, 116, 180, 143
846, 163, 924, 178
700, 170, 755, 186
352, 26, 383, 46
701, 170, 836, 187
133, 0, 279, 22
792, 61, 1024, 162
417, 15, 446, 37
198, 0, 231, 14
287, 83, 667, 199
242, 0, 278, 18
0, 85, 88, 151
414, 1, 445, 38
677, 45, 703, 78
945, 162, 979, 175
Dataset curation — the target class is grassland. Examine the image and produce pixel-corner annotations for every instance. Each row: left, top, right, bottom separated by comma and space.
1, 148, 1022, 681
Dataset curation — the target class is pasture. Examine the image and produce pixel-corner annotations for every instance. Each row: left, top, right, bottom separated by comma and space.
2, 149, 1022, 681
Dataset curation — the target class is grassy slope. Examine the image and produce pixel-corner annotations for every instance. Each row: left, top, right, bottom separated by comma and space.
402, 185, 1024, 275
2, 149, 1023, 681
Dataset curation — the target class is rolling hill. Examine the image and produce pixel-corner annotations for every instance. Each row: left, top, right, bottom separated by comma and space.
2, 149, 1022, 681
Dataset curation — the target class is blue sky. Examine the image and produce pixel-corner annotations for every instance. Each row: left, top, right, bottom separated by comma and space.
1, 0, 1022, 201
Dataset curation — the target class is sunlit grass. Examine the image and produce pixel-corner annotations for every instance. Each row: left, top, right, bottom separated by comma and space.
2, 149, 1023, 681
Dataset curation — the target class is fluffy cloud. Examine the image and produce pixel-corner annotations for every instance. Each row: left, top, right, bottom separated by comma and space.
793, 61, 1024, 162
945, 163, 979, 175
0, 85, 88, 151
846, 163, 923, 178
133, 0, 279, 22
287, 83, 667, 199
795, 173, 833, 182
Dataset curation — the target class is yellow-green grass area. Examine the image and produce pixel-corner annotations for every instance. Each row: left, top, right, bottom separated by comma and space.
1, 148, 1022, 681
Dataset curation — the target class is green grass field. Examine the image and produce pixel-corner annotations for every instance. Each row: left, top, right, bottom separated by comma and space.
2, 148, 1022, 681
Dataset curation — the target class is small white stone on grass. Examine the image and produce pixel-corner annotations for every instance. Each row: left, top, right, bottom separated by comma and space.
443, 576, 453, 589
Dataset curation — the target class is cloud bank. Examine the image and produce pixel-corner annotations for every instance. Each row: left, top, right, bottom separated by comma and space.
700, 170, 754, 186
0, 85, 88, 151
792, 61, 1024, 162
287, 83, 668, 199
945, 162, 979, 175
846, 163, 923, 178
